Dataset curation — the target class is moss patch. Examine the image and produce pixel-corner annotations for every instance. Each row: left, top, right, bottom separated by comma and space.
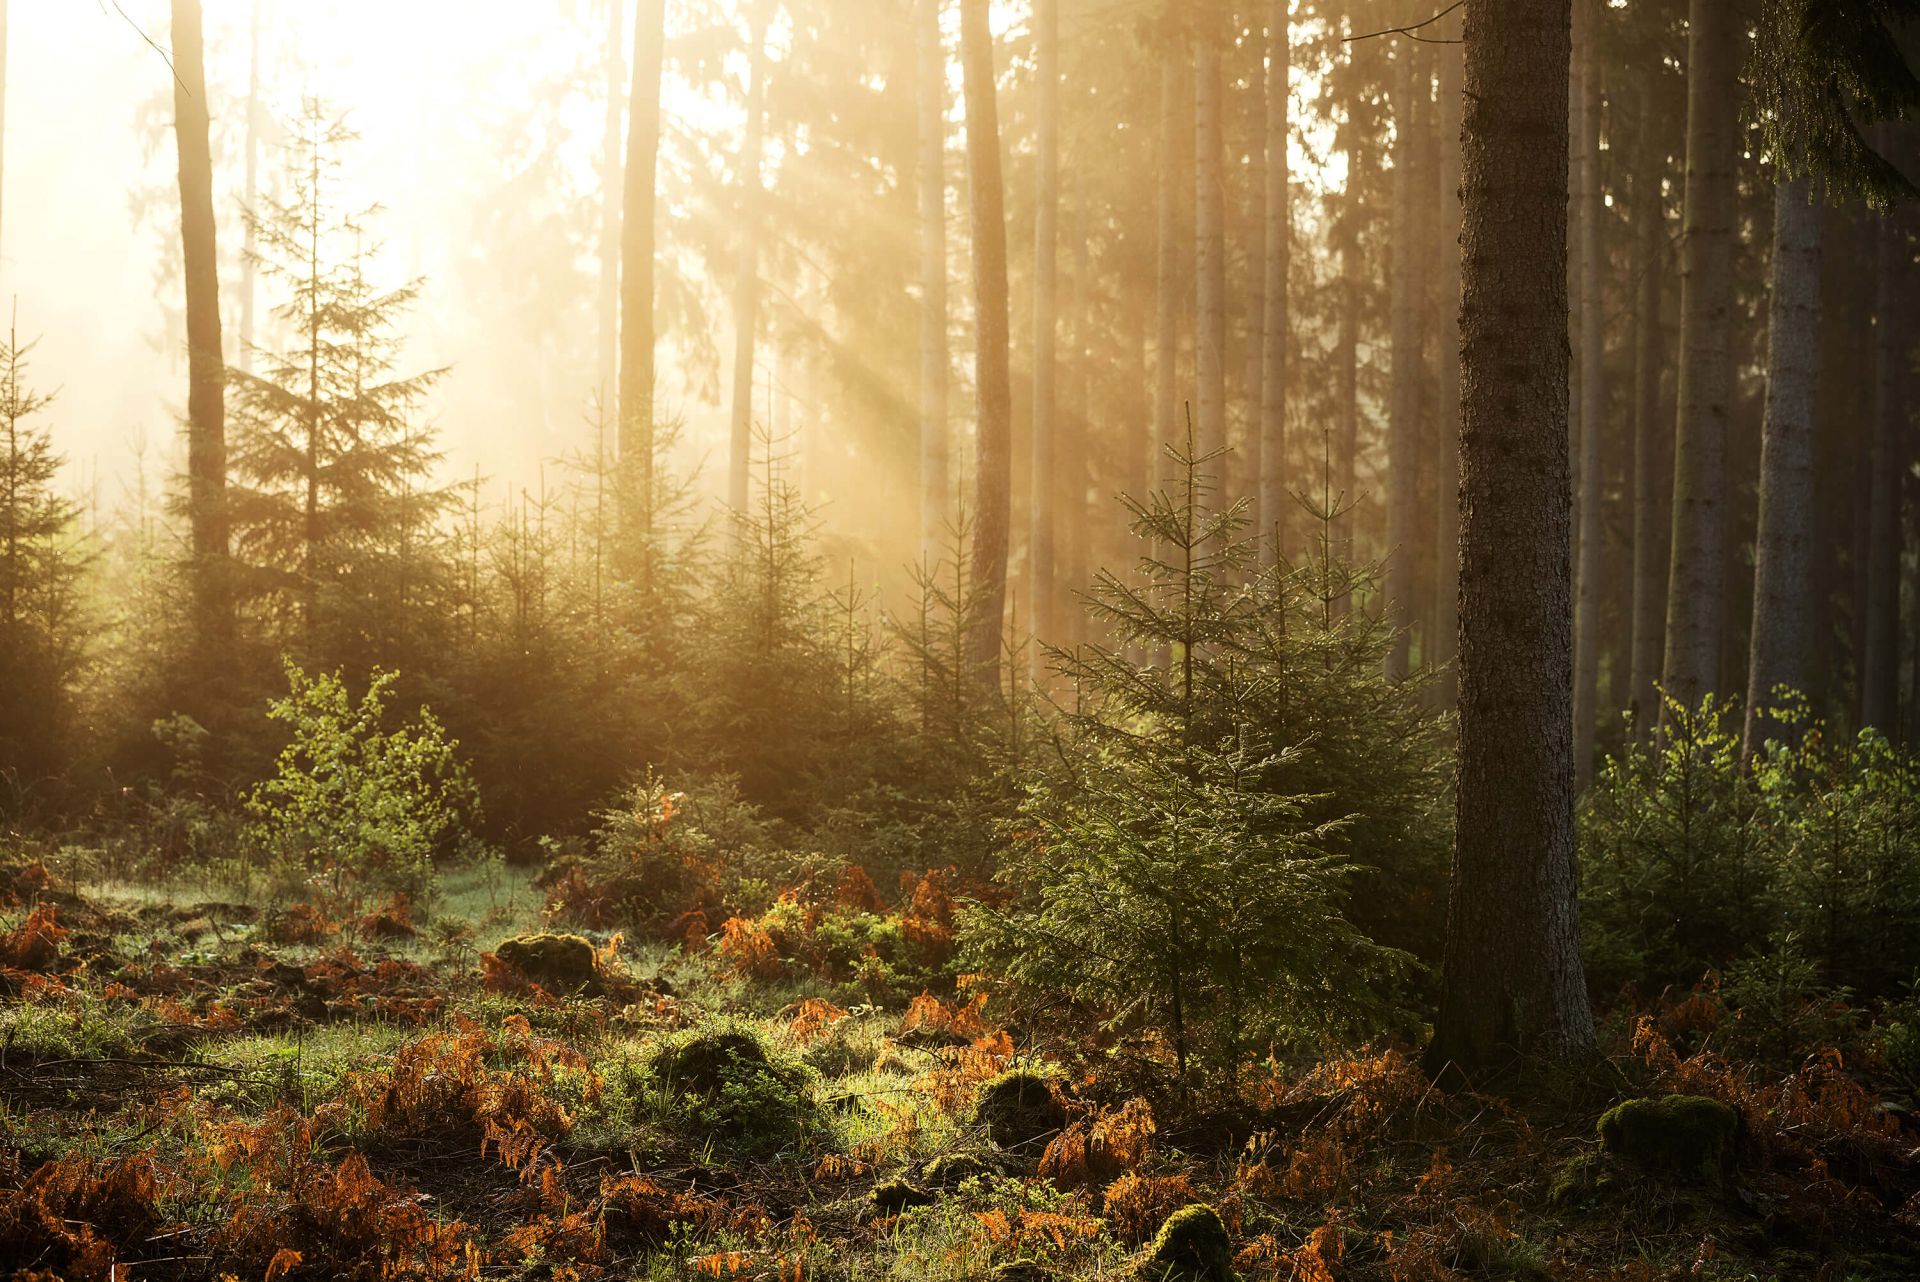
492, 932, 598, 992
1596, 1094, 1738, 1183
1130, 1203, 1237, 1281
973, 1068, 1066, 1153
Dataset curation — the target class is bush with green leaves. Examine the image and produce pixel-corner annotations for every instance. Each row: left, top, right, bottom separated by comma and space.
246, 661, 479, 903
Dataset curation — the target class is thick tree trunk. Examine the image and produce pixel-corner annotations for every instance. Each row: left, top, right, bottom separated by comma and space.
1862, 211, 1906, 733
1571, 0, 1603, 788
1433, 39, 1463, 699
728, 0, 772, 516
600, 0, 625, 430
1744, 179, 1823, 753
1428, 0, 1595, 1078
1661, 0, 1741, 712
1628, 104, 1669, 738
918, 0, 949, 561
620, 0, 665, 487
171, 0, 229, 646
1258, 0, 1289, 567
1030, 0, 1059, 662
1194, 13, 1227, 465
1385, 46, 1420, 683
961, 0, 1013, 691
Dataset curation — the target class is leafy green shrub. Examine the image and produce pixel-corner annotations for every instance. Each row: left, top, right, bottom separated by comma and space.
1717, 935, 1859, 1063
246, 662, 478, 904
648, 1021, 822, 1160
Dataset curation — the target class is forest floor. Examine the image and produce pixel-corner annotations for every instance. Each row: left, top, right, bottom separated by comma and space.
1, 856, 1917, 1282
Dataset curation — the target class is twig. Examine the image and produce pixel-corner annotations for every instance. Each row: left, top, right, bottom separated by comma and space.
99, 1, 186, 92
1346, 0, 1465, 44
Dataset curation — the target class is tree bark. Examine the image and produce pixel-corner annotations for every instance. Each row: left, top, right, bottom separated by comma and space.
1193, 9, 1227, 466
1385, 45, 1421, 683
1744, 179, 1823, 753
728, 0, 771, 516
1661, 0, 1741, 712
1030, 0, 1059, 663
1428, 0, 1595, 1078
961, 0, 1013, 691
1571, 0, 1603, 787
919, 0, 949, 561
1628, 100, 1669, 738
1258, 0, 1289, 567
1862, 210, 1906, 733
620, 0, 665, 491
240, 0, 260, 375
1154, 28, 1183, 466
600, 0, 625, 434
1065, 172, 1090, 642
1433, 37, 1463, 699
171, 0, 229, 646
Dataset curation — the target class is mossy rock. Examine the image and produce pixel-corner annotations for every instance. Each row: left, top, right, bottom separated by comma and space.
864, 1173, 936, 1219
992, 1263, 1062, 1282
1129, 1204, 1238, 1282
654, 1029, 786, 1093
1547, 1150, 1621, 1207
973, 1069, 1067, 1152
651, 1025, 818, 1159
494, 932, 598, 992
919, 1150, 1015, 1189
1597, 1094, 1738, 1183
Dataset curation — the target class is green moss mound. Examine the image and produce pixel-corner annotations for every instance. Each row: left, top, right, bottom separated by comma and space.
864, 1173, 936, 1219
650, 1023, 819, 1159
1130, 1203, 1238, 1281
494, 932, 598, 992
972, 1068, 1067, 1152
1597, 1094, 1738, 1183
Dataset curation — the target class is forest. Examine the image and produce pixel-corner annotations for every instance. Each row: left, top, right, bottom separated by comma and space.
1, 0, 1919, 1277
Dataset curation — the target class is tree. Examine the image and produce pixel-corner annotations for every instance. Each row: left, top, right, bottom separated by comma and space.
961, 0, 1012, 692
599, 0, 625, 420
1154, 14, 1185, 462
1628, 89, 1670, 738
1, 0, 9, 265
1030, 0, 1059, 659
239, 0, 261, 373
918, 0, 949, 561
171, 0, 230, 653
1384, 43, 1421, 683
1745, 179, 1824, 753
1433, 36, 1464, 697
1861, 207, 1905, 732
1428, 0, 1597, 1077
1193, 2, 1227, 463
727, 0, 773, 517
1661, 0, 1743, 711
1258, 0, 1290, 568
1571, 0, 1604, 787
621, 0, 666, 499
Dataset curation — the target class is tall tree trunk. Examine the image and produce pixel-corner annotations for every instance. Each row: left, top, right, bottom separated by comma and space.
171, 0, 228, 647
239, 0, 259, 375
1433, 37, 1463, 699
1154, 29, 1183, 463
1030, 0, 1059, 663
1385, 45, 1420, 683
961, 0, 1013, 691
1571, 0, 1604, 787
918, 0, 949, 561
728, 0, 771, 516
620, 0, 665, 509
0, 0, 8, 266
1242, 13, 1267, 524
1744, 179, 1823, 752
600, 0, 625, 432
1065, 172, 1090, 640
1862, 210, 1906, 733
1334, 237, 1359, 608
1258, 0, 1289, 566
1661, 0, 1741, 712
1194, 9, 1227, 465
1628, 101, 1669, 737
1428, 0, 1595, 1078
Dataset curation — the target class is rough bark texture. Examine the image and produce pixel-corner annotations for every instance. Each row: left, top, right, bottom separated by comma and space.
171, 0, 229, 644
1744, 180, 1823, 754
1862, 211, 1905, 734
1258, 0, 1289, 567
1628, 102, 1669, 738
599, 0, 625, 428
1030, 0, 1059, 661
1385, 46, 1420, 684
728, 0, 772, 515
1194, 16, 1227, 465
1662, 0, 1740, 712
919, 0, 949, 561
1433, 39, 1463, 699
1571, 0, 1603, 788
1428, 0, 1596, 1079
620, 0, 665, 475
961, 0, 1013, 690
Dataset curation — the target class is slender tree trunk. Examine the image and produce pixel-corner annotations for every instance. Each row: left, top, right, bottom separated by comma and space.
1154, 32, 1183, 463
1433, 37, 1463, 699
239, 0, 259, 375
600, 0, 625, 429
1744, 179, 1823, 753
620, 0, 665, 506
1030, 0, 1059, 663
1385, 45, 1420, 683
1335, 237, 1359, 611
1863, 210, 1906, 733
1194, 10, 1227, 465
1428, 0, 1595, 1078
1065, 173, 1090, 639
918, 0, 949, 561
1629, 102, 1669, 737
171, 0, 228, 647
1259, 0, 1289, 567
961, 0, 1013, 691
1661, 0, 1741, 712
728, 0, 771, 516
1571, 0, 1604, 787
0, 0, 8, 267
1242, 14, 1267, 524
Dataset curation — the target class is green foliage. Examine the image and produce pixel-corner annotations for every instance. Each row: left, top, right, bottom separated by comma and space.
1131, 1203, 1237, 1282
246, 662, 478, 903
1596, 1095, 1739, 1184
1717, 934, 1860, 1063
647, 1021, 823, 1160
